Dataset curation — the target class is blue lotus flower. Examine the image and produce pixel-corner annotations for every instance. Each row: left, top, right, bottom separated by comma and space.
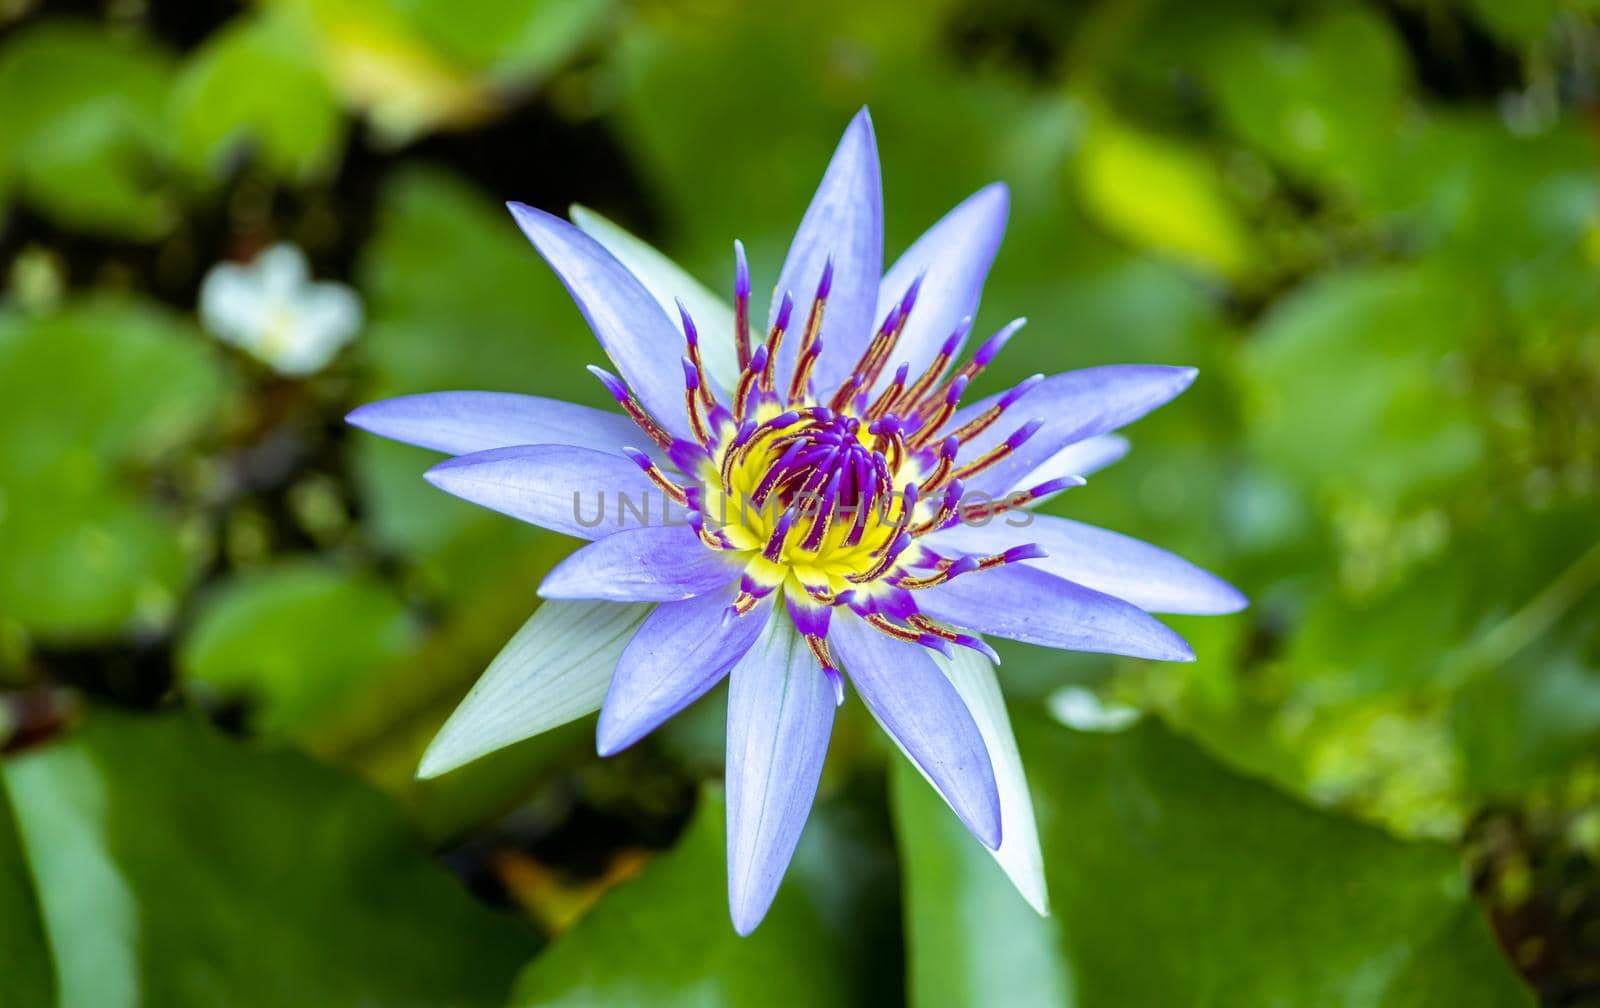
349, 108, 1245, 934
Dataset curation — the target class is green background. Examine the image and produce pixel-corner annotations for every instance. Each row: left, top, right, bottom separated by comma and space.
1, 0, 1596, 1004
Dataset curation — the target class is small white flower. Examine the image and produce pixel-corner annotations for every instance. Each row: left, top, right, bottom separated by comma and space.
200, 243, 362, 377
1047, 685, 1142, 732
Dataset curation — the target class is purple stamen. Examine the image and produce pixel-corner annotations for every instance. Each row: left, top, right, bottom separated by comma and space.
823, 666, 845, 706
815, 256, 835, 300
762, 507, 799, 563
773, 292, 795, 333
952, 634, 1001, 664
677, 298, 699, 346
973, 318, 1026, 367
997, 373, 1045, 411
1002, 543, 1048, 563
587, 364, 629, 403
1005, 418, 1045, 451
734, 240, 751, 299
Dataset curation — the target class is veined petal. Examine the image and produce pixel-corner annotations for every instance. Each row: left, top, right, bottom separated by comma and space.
872, 183, 1008, 392
597, 586, 773, 756
726, 614, 837, 935
772, 107, 884, 395
929, 516, 1247, 616
508, 203, 690, 438
424, 444, 660, 540
1019, 433, 1129, 487
830, 614, 1001, 850
347, 391, 642, 456
539, 526, 739, 602
571, 205, 740, 390
915, 563, 1195, 661
950, 365, 1196, 495
936, 647, 1049, 915
417, 600, 650, 778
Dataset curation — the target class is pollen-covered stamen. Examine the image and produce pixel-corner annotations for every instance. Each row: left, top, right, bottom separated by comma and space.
910, 479, 965, 536
733, 239, 752, 371
906, 615, 1001, 664
852, 276, 923, 393
620, 447, 689, 505
950, 417, 1044, 482
866, 416, 908, 473
798, 467, 844, 550
681, 357, 714, 446
687, 506, 736, 550
761, 506, 800, 563
589, 365, 673, 450
917, 436, 961, 494
786, 259, 832, 404
866, 362, 911, 420
758, 293, 795, 394
959, 475, 1085, 522
946, 373, 1044, 447
807, 634, 845, 705
908, 375, 969, 449
846, 530, 913, 583
678, 299, 716, 412
899, 319, 972, 412
750, 436, 813, 507
913, 317, 1025, 421
898, 544, 1045, 589
734, 344, 769, 423
864, 613, 955, 658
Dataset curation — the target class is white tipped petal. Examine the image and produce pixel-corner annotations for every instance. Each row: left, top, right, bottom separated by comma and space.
417, 600, 650, 778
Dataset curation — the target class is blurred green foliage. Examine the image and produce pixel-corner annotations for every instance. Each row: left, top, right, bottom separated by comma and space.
2, 0, 1598, 1003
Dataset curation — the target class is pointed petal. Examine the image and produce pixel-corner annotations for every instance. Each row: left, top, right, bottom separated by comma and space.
872, 183, 1008, 392
571, 205, 740, 390
539, 526, 739, 602
726, 613, 836, 935
914, 563, 1195, 661
418, 600, 650, 778
597, 587, 773, 756
347, 391, 641, 456
929, 516, 1247, 616
424, 444, 659, 540
830, 615, 1001, 849
936, 647, 1049, 914
508, 203, 689, 438
772, 108, 884, 395
950, 365, 1196, 495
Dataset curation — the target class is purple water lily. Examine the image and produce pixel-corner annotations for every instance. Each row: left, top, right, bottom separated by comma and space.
349, 108, 1244, 934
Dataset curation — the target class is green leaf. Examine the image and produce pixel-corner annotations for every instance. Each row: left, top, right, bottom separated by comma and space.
511, 788, 854, 1007
384, 0, 612, 82
0, 299, 225, 479
178, 561, 419, 738
168, 12, 344, 182
1242, 266, 1488, 508
895, 714, 1532, 1008
0, 299, 226, 639
1075, 116, 1257, 282
0, 779, 54, 1006
2, 710, 534, 1006
0, 477, 194, 640
1201, 9, 1405, 190
0, 21, 175, 237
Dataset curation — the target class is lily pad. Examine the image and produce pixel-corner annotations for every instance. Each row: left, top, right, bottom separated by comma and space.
894, 713, 1533, 1007
1, 710, 535, 1007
